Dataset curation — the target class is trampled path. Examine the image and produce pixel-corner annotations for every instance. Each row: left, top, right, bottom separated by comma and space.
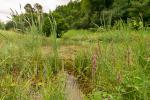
65, 73, 83, 100
41, 45, 82, 60
41, 45, 84, 100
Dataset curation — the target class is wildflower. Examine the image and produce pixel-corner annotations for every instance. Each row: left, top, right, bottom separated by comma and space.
125, 47, 132, 67
108, 96, 111, 100
92, 52, 97, 78
102, 95, 105, 100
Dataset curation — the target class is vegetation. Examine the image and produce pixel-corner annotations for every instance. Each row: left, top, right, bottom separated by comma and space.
0, 21, 5, 30
0, 0, 150, 99
3, 0, 150, 37
1, 28, 150, 99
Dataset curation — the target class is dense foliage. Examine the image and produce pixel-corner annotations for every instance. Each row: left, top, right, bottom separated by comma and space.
0, 21, 5, 30
3, 0, 150, 37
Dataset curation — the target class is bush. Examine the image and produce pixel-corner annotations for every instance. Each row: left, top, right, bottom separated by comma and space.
128, 18, 144, 30
0, 21, 5, 30
5, 21, 15, 30
42, 13, 68, 38
42, 17, 51, 37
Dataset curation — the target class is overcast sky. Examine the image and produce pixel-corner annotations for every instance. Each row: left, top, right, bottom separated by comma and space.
0, 0, 70, 22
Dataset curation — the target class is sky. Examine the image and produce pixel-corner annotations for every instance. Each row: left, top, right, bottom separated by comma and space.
0, 0, 70, 22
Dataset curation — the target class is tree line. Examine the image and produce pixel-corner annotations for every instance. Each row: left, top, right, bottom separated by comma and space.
1, 0, 150, 37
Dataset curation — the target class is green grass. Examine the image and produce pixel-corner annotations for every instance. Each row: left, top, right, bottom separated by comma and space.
0, 30, 65, 100
0, 29, 150, 99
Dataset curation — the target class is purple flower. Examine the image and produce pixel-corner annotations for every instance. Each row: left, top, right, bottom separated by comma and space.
92, 52, 97, 77
108, 96, 111, 100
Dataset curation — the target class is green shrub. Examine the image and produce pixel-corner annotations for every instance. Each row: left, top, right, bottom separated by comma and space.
0, 21, 5, 30
128, 18, 144, 30
42, 13, 68, 38
5, 21, 15, 30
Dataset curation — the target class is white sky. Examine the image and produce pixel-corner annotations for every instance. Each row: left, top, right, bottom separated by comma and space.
0, 0, 70, 22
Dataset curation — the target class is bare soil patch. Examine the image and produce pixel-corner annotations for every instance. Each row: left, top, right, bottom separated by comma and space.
41, 45, 84, 60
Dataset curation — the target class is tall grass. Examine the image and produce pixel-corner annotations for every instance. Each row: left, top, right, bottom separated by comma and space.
71, 29, 150, 100
1, 28, 150, 99
0, 30, 67, 99
48, 14, 59, 73
1, 6, 150, 99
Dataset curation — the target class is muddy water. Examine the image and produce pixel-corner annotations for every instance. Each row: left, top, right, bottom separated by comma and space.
65, 74, 83, 100
41, 45, 88, 99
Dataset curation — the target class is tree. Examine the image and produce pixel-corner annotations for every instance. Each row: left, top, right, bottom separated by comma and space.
42, 13, 68, 38
24, 3, 33, 13
81, 0, 114, 27
81, 0, 114, 13
81, 0, 91, 14
5, 21, 15, 30
34, 3, 43, 13
54, 0, 84, 29
0, 21, 5, 30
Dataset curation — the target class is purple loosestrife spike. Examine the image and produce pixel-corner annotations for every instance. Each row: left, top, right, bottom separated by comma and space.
92, 52, 97, 78
102, 95, 105, 100
92, 47, 100, 81
108, 96, 111, 100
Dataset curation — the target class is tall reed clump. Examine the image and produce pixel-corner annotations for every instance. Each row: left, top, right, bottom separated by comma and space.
9, 6, 44, 51
48, 13, 59, 74
9, 4, 44, 36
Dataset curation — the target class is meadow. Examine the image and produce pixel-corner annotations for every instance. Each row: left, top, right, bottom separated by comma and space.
0, 28, 150, 100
